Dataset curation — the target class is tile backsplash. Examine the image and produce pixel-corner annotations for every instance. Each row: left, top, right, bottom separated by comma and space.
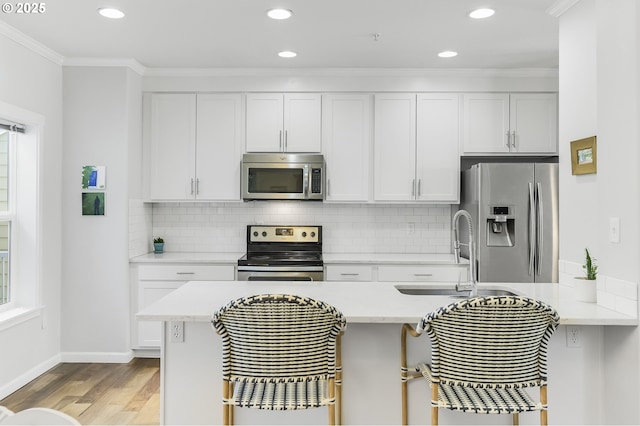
132, 201, 453, 255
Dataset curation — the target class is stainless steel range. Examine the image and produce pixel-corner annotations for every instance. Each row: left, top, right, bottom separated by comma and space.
237, 225, 323, 281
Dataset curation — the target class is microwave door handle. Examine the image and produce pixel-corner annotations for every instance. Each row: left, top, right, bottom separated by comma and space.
303, 165, 310, 198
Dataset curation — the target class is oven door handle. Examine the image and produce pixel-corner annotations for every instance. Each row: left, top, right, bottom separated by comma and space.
237, 265, 324, 272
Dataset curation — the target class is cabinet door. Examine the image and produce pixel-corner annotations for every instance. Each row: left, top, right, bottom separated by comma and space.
416, 93, 460, 202
149, 94, 197, 200
137, 281, 182, 347
196, 94, 243, 200
245, 93, 284, 152
284, 93, 322, 152
509, 93, 558, 154
322, 94, 371, 202
374, 94, 416, 201
462, 93, 510, 153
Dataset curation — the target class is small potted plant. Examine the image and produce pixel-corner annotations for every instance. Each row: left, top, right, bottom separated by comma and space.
153, 237, 165, 254
574, 248, 597, 302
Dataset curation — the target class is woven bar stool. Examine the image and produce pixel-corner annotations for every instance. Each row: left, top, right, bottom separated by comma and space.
212, 294, 346, 425
401, 296, 559, 425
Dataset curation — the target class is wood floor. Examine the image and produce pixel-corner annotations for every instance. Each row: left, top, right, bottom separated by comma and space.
0, 358, 160, 425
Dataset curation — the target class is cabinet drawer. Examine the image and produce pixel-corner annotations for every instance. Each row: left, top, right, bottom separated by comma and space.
325, 265, 374, 281
138, 264, 234, 281
377, 265, 467, 282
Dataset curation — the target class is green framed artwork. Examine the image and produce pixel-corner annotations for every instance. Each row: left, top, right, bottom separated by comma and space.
82, 192, 105, 216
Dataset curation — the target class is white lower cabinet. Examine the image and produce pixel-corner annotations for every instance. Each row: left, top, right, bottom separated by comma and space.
325, 263, 468, 283
377, 265, 468, 282
132, 263, 235, 349
325, 265, 374, 282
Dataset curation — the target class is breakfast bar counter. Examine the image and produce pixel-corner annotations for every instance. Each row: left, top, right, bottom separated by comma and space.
138, 280, 636, 425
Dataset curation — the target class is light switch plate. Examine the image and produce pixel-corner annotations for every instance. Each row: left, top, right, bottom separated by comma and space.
609, 217, 620, 243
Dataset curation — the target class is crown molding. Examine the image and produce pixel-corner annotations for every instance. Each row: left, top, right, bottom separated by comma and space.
0, 20, 63, 65
63, 57, 146, 75
143, 67, 558, 79
547, 0, 581, 17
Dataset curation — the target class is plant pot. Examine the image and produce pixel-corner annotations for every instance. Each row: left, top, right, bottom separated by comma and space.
573, 277, 597, 303
153, 243, 164, 254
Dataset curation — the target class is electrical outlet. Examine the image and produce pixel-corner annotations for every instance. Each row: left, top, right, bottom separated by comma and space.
407, 222, 416, 236
566, 326, 581, 347
170, 321, 184, 343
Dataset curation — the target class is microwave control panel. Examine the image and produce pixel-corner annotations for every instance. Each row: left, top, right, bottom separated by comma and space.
311, 168, 322, 193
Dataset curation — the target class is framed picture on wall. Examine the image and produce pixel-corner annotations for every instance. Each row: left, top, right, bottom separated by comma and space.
82, 192, 105, 216
82, 165, 106, 189
570, 136, 597, 175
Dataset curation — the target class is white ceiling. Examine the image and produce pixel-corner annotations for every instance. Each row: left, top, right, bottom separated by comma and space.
0, 0, 559, 69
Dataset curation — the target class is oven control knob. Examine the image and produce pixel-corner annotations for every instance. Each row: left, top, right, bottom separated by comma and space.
311, 232, 316, 237
253, 231, 258, 237
302, 232, 307, 237
262, 231, 267, 237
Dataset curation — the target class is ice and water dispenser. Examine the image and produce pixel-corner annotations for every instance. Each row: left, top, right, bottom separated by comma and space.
486, 206, 515, 247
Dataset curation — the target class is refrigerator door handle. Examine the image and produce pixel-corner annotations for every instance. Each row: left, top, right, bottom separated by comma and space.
528, 182, 535, 276
536, 182, 543, 276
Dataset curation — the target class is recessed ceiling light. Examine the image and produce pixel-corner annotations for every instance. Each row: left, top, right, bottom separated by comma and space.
438, 51, 458, 58
278, 51, 297, 58
98, 7, 125, 19
267, 8, 293, 20
469, 8, 495, 19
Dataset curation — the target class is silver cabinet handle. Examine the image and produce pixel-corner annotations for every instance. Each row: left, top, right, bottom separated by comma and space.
511, 130, 517, 148
190, 178, 194, 195
340, 273, 360, 276
414, 273, 433, 277
411, 179, 416, 197
418, 179, 422, 197
284, 130, 288, 152
176, 272, 195, 275
506, 131, 511, 148
327, 179, 331, 196
196, 178, 200, 195
279, 130, 283, 152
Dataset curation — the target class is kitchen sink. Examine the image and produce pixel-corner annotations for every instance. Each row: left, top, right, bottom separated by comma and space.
395, 285, 519, 298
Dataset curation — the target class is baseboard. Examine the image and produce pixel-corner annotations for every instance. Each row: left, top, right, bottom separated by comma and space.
60, 350, 134, 363
0, 354, 61, 400
132, 348, 160, 358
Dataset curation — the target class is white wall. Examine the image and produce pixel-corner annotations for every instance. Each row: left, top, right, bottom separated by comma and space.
61, 66, 141, 361
558, 0, 640, 423
0, 33, 63, 395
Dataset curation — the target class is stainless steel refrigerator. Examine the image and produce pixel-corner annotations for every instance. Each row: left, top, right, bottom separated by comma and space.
459, 163, 558, 283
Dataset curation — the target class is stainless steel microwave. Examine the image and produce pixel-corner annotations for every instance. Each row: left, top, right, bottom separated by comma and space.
241, 153, 325, 201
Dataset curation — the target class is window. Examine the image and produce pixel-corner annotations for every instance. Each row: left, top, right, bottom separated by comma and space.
0, 104, 39, 321
0, 129, 12, 307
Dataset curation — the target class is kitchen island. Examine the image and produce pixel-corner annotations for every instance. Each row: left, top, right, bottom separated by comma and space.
138, 280, 636, 425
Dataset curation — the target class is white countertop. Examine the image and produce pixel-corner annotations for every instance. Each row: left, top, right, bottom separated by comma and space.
137, 280, 637, 326
130, 252, 244, 264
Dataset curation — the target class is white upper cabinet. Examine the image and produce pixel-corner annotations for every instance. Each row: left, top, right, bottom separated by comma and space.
322, 94, 372, 202
509, 93, 558, 154
145, 93, 243, 201
374, 93, 460, 202
195, 94, 243, 200
148, 93, 197, 200
416, 93, 460, 202
246, 93, 321, 153
462, 93, 557, 155
374, 94, 417, 201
